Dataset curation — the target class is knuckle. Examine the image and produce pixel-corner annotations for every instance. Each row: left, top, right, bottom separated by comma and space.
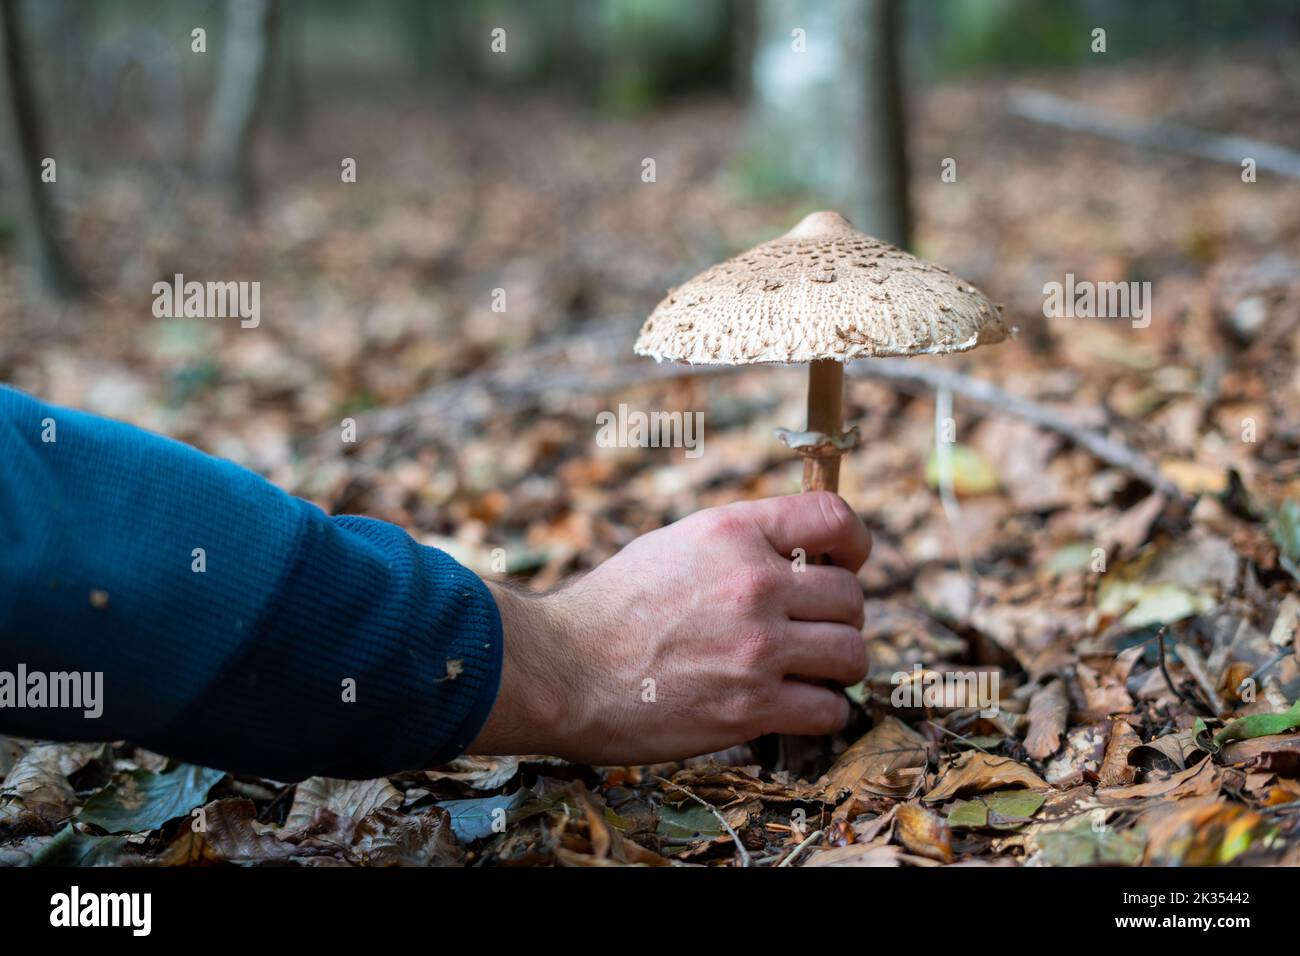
834, 567, 864, 614
816, 693, 848, 734
703, 503, 751, 540
725, 564, 771, 608
841, 632, 869, 680
734, 624, 777, 669
729, 680, 773, 737
815, 490, 856, 538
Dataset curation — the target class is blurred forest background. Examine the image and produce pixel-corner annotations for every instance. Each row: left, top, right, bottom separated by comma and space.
4, 0, 1300, 866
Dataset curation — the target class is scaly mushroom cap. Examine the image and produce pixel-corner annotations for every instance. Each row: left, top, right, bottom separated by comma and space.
635, 211, 1010, 365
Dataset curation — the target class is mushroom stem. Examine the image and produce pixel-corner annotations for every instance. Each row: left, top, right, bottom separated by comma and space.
803, 360, 844, 492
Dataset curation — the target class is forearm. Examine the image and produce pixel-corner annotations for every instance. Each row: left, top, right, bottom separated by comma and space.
0, 386, 503, 780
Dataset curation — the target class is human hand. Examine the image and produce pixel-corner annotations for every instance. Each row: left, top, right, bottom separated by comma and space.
468, 491, 870, 764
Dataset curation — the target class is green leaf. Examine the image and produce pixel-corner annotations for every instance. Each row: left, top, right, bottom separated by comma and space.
1045, 543, 1094, 575
656, 803, 723, 840
1035, 815, 1146, 866
1272, 499, 1300, 564
1193, 717, 1218, 753
947, 789, 1046, 830
924, 444, 999, 496
1214, 698, 1300, 747
30, 824, 129, 866
77, 763, 226, 834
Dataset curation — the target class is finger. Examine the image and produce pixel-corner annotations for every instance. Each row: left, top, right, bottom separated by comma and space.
744, 492, 872, 572
779, 622, 868, 685
781, 564, 865, 627
764, 681, 852, 736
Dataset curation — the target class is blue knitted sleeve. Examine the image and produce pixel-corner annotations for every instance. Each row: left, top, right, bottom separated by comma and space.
0, 385, 503, 780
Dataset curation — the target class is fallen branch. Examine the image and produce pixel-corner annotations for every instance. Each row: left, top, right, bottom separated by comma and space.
331, 322, 1180, 497
847, 357, 1183, 498
1007, 89, 1300, 180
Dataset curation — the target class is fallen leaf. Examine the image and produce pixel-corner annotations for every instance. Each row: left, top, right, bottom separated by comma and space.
286, 777, 403, 834
1214, 697, 1300, 746
424, 755, 520, 791
820, 717, 930, 800
1099, 492, 1167, 556
1267, 594, 1300, 648
1097, 759, 1221, 804
1143, 799, 1274, 865
1096, 534, 1238, 628
669, 764, 819, 805
894, 803, 953, 863
1030, 812, 1146, 866
803, 844, 901, 867
347, 808, 463, 866
1098, 719, 1141, 788
1024, 679, 1069, 759
159, 799, 304, 865
924, 444, 999, 496
1075, 645, 1142, 718
1220, 733, 1300, 771
947, 789, 1046, 830
78, 764, 226, 834
29, 823, 129, 867
1127, 730, 1200, 774
437, 788, 545, 843
923, 752, 1048, 803
1044, 722, 1109, 788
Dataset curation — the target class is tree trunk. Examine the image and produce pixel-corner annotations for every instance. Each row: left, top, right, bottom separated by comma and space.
200, 0, 277, 196
749, 0, 910, 248
0, 0, 81, 298
845, 0, 910, 247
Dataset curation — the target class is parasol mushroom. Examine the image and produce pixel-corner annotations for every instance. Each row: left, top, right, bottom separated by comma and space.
634, 210, 1009, 498
635, 210, 1009, 771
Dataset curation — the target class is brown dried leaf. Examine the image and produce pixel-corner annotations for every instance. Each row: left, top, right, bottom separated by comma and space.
667, 764, 817, 805
1045, 721, 1109, 788
894, 803, 953, 863
803, 844, 902, 867
1097, 759, 1222, 805
1098, 718, 1141, 788
923, 752, 1048, 803
1127, 730, 1200, 774
178, 798, 303, 864
1024, 679, 1069, 759
1142, 799, 1271, 865
819, 716, 930, 801
0, 743, 103, 834
285, 777, 403, 834
1076, 645, 1142, 719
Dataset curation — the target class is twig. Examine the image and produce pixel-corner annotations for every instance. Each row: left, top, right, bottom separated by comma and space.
1179, 641, 1225, 716
927, 720, 992, 755
655, 776, 751, 868
1262, 799, 1300, 816
777, 828, 824, 868
1156, 626, 1214, 715
1247, 649, 1292, 687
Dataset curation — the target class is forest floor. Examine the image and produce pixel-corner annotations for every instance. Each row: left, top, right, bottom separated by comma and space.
2, 50, 1300, 866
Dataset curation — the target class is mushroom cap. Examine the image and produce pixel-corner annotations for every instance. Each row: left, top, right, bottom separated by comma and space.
634, 211, 1010, 365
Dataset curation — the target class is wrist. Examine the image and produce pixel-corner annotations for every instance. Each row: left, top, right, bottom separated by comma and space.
467, 581, 569, 756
